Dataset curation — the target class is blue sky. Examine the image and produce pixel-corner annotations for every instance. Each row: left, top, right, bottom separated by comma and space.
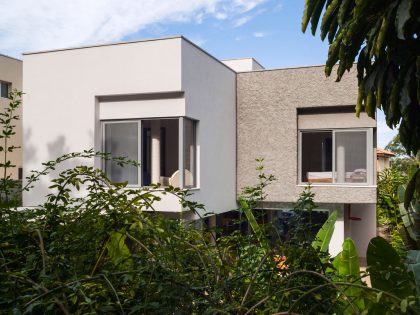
0, 0, 397, 147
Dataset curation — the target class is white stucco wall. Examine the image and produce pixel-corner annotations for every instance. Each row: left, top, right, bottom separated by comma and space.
23, 38, 183, 206
181, 40, 237, 216
23, 37, 237, 217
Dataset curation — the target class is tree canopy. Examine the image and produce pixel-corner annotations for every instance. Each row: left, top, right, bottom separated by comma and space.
302, 0, 420, 156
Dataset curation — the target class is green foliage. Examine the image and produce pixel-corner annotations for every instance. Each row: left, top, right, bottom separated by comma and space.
302, 0, 420, 156
0, 89, 22, 207
398, 179, 420, 249
407, 250, 420, 293
377, 166, 406, 227
331, 238, 364, 309
367, 237, 416, 299
386, 134, 418, 175
312, 211, 337, 253
1, 93, 419, 313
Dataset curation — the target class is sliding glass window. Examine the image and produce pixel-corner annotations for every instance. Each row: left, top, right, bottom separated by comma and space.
299, 129, 372, 185
102, 118, 197, 188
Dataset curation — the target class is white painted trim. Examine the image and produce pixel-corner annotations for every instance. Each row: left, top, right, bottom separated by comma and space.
99, 98, 185, 120
297, 184, 377, 188
179, 117, 185, 188
298, 128, 374, 186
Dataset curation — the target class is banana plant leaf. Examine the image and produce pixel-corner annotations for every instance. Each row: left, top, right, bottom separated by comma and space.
407, 250, 420, 293
398, 185, 420, 247
332, 238, 364, 309
312, 211, 337, 253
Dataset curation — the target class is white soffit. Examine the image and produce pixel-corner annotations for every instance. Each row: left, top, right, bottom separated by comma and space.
298, 112, 376, 129
99, 97, 185, 120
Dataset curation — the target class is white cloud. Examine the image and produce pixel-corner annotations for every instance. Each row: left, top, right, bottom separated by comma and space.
253, 31, 266, 38
233, 15, 252, 27
0, 0, 266, 56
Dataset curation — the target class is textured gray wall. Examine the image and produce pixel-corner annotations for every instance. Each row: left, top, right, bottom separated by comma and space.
236, 66, 376, 204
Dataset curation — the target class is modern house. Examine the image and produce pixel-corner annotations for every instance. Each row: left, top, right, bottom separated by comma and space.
22, 36, 377, 257
0, 54, 23, 180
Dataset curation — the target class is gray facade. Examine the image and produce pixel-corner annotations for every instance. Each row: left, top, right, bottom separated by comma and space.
236, 66, 376, 205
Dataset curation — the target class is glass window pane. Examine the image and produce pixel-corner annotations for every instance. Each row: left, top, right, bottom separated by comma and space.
104, 122, 138, 184
301, 132, 333, 183
141, 119, 179, 187
1, 82, 9, 98
184, 119, 196, 188
335, 131, 367, 183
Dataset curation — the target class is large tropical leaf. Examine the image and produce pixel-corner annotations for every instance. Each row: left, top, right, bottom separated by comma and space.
367, 236, 415, 298
407, 250, 420, 293
398, 184, 420, 248
332, 238, 364, 308
312, 211, 337, 253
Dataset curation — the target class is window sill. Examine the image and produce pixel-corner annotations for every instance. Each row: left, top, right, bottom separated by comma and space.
123, 185, 200, 191
297, 184, 376, 188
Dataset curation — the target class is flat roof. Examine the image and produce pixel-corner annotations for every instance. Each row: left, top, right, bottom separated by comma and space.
23, 35, 182, 55
221, 57, 265, 69
0, 53, 22, 62
237, 64, 328, 74
23, 35, 235, 73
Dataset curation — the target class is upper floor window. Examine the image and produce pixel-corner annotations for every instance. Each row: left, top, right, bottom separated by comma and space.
0, 81, 10, 98
299, 129, 373, 185
102, 117, 197, 188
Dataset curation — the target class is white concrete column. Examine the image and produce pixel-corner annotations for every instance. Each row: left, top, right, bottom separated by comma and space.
330, 206, 345, 257
151, 120, 161, 184
337, 144, 345, 183
349, 204, 377, 258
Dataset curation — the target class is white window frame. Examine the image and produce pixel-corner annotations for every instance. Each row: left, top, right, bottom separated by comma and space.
102, 119, 142, 187
298, 128, 374, 186
101, 117, 198, 189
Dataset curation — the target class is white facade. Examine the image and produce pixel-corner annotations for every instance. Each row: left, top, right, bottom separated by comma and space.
23, 36, 237, 216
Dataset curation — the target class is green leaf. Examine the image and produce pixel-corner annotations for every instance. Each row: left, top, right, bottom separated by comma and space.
332, 238, 363, 307
395, 0, 412, 40
311, 0, 328, 35
405, 169, 419, 209
106, 231, 133, 269
239, 198, 267, 250
367, 236, 415, 298
407, 250, 420, 292
312, 211, 337, 253
302, 0, 317, 32
320, 0, 340, 41
400, 298, 408, 313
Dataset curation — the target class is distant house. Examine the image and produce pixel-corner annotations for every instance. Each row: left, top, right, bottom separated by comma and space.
22, 36, 377, 257
0, 54, 22, 180
376, 148, 395, 172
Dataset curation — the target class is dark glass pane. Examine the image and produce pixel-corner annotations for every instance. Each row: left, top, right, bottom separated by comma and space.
301, 131, 333, 183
